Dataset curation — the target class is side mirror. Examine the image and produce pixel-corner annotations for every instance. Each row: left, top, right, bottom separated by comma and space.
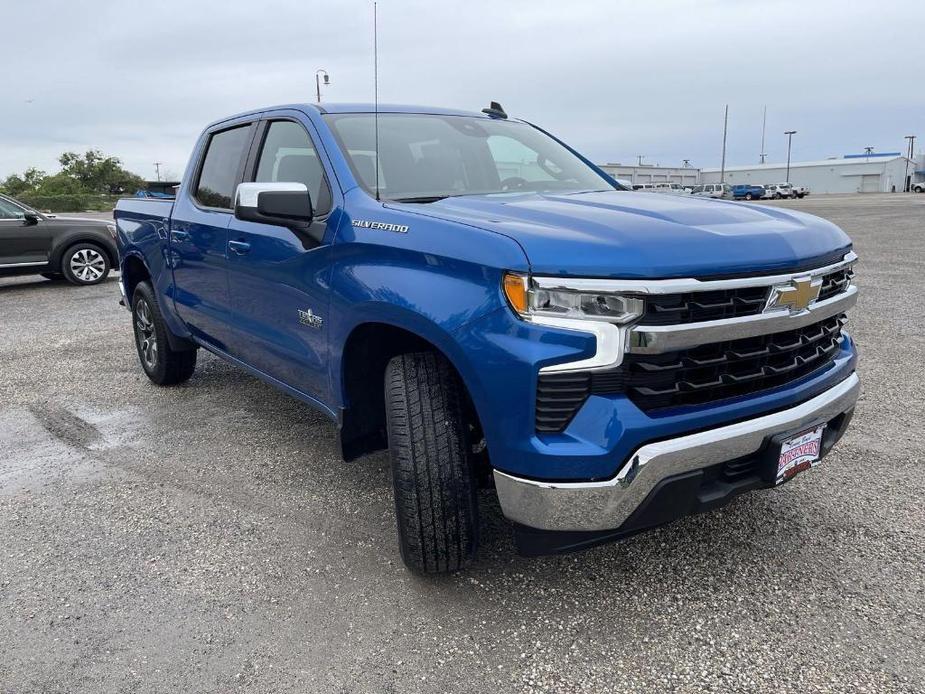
234, 182, 313, 230
23, 211, 40, 225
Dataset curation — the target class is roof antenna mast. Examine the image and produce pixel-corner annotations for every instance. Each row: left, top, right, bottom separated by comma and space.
373, 0, 380, 202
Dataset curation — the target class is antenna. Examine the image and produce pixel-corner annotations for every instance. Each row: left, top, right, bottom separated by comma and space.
373, 1, 380, 202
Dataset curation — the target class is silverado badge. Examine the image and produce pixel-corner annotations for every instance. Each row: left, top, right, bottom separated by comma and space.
352, 219, 409, 233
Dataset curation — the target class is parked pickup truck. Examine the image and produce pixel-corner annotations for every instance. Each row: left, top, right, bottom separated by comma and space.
115, 102, 860, 573
731, 184, 767, 200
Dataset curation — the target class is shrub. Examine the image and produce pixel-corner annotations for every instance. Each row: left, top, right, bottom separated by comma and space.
17, 193, 121, 213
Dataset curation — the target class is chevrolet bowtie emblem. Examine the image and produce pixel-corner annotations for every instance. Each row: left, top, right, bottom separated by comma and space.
766, 277, 822, 314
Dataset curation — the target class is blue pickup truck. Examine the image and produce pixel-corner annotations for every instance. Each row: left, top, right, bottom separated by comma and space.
115, 102, 859, 573
731, 184, 767, 201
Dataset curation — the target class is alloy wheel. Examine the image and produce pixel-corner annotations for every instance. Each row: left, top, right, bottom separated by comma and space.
69, 248, 106, 283
134, 299, 158, 370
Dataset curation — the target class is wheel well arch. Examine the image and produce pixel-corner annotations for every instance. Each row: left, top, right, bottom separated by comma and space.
338, 321, 485, 463
120, 253, 151, 301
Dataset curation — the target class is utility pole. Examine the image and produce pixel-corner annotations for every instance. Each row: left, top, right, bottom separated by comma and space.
636, 154, 645, 166
759, 105, 767, 164
864, 146, 874, 158
784, 131, 797, 184
720, 105, 729, 183
904, 135, 916, 191
153, 162, 162, 182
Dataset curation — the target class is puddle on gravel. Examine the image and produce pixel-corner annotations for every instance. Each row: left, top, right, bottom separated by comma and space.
0, 403, 141, 495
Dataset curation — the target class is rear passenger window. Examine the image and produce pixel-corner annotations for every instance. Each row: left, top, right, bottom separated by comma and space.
195, 125, 252, 209
255, 121, 332, 215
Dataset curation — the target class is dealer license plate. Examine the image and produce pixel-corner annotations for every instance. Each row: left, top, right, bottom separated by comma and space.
776, 425, 825, 485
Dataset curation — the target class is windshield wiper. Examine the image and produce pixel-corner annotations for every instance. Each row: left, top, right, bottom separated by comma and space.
392, 195, 451, 203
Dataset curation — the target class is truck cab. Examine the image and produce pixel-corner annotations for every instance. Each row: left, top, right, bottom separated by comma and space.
115, 103, 859, 573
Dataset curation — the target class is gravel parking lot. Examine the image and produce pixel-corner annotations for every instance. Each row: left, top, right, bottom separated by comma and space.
1, 194, 923, 693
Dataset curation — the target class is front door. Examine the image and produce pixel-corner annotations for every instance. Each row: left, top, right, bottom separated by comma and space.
226, 117, 339, 404
170, 122, 254, 350
0, 198, 51, 268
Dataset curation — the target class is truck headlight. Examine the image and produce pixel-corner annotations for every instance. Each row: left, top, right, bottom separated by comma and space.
503, 272, 644, 324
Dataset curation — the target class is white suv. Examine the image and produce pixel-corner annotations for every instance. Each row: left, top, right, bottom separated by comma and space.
764, 183, 796, 199
653, 182, 688, 195
692, 183, 730, 199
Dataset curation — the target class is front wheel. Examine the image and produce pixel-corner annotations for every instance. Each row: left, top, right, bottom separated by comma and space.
62, 243, 110, 285
132, 282, 197, 385
385, 352, 479, 574
745, 193, 754, 200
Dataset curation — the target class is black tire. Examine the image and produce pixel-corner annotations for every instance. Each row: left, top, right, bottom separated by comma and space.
61, 242, 110, 285
745, 193, 754, 200
385, 352, 478, 574
131, 281, 197, 385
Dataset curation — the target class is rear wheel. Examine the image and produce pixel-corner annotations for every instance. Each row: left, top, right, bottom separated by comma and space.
62, 243, 110, 285
385, 352, 479, 574
132, 281, 197, 385
745, 193, 754, 200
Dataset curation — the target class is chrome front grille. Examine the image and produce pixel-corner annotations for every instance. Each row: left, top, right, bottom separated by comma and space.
610, 314, 846, 411
534, 252, 857, 433
640, 285, 769, 325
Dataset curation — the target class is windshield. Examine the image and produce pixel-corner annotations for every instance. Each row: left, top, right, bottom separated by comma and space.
325, 113, 614, 201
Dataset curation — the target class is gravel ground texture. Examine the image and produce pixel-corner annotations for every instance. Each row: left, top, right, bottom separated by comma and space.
0, 194, 923, 693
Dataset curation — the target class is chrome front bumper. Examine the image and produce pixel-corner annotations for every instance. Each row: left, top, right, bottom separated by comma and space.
494, 372, 860, 532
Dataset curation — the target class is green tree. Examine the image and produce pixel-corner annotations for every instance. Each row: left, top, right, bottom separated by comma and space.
58, 150, 145, 194
36, 172, 86, 195
0, 167, 47, 196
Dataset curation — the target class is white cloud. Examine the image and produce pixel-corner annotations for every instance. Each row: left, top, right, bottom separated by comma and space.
1, 0, 921, 180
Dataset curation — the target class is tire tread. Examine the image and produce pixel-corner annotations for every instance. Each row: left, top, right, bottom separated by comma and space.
385, 352, 478, 573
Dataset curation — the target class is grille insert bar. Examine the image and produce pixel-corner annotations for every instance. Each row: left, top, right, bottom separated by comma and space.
535, 315, 847, 432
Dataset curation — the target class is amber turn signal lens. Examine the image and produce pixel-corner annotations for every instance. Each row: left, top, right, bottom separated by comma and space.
503, 272, 528, 315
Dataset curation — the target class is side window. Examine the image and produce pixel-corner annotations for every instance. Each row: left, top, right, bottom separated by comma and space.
194, 125, 252, 209
0, 198, 26, 219
255, 121, 332, 215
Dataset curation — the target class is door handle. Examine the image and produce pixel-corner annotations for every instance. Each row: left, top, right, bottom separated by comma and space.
170, 229, 190, 242
228, 240, 251, 255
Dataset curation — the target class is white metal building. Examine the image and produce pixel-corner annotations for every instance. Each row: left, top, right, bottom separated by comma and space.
701, 153, 912, 194
599, 163, 701, 188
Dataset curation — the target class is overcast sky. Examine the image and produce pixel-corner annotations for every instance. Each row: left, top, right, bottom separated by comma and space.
1, 0, 922, 181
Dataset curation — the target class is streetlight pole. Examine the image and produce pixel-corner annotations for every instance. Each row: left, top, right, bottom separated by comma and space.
904, 135, 916, 192
315, 69, 330, 103
784, 131, 797, 184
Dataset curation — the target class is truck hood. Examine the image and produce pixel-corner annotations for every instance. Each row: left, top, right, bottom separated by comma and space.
394, 191, 851, 278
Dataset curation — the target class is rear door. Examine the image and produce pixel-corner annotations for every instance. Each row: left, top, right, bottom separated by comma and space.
170, 121, 255, 350
225, 115, 341, 403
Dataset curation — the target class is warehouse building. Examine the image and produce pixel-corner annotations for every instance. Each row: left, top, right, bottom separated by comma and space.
701, 153, 912, 194
599, 163, 701, 188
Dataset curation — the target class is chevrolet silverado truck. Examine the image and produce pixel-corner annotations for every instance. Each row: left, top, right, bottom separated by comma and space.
114, 102, 859, 573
